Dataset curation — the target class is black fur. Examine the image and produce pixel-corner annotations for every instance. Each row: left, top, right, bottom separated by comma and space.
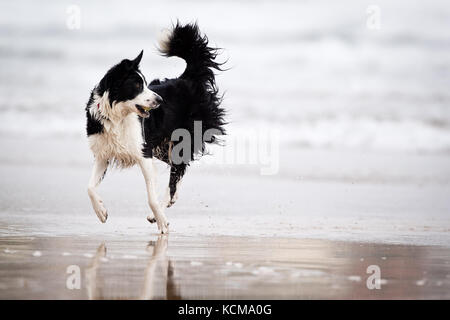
85, 51, 146, 136
85, 94, 104, 135
142, 23, 226, 201
143, 22, 226, 158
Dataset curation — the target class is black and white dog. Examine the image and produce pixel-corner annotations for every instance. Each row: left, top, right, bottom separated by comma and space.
85, 23, 225, 233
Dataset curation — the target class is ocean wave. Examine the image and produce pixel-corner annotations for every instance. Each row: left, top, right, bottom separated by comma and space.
1, 112, 450, 154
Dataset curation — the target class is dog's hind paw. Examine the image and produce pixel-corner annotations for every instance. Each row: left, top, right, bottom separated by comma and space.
166, 193, 178, 208
166, 200, 175, 208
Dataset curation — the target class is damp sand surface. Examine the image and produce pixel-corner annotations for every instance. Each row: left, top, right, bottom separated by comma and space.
1, 137, 450, 299
1, 234, 449, 299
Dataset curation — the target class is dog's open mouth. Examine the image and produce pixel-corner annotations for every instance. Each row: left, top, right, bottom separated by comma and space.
136, 105, 151, 118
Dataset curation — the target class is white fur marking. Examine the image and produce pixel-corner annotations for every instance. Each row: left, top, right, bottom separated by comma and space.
139, 158, 169, 233
88, 158, 109, 223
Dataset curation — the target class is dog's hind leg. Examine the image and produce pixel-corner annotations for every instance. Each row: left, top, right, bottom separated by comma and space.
163, 163, 186, 208
139, 157, 169, 234
87, 158, 109, 223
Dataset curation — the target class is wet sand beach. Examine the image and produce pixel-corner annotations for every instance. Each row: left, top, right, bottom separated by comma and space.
1, 235, 449, 299
0, 137, 450, 299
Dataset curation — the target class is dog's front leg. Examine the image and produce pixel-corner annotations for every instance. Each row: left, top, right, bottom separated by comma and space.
87, 158, 108, 223
139, 157, 169, 234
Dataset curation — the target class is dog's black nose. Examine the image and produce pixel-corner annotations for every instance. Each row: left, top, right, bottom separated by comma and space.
155, 95, 163, 105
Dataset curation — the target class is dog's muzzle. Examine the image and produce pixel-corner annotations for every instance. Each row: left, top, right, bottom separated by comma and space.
136, 95, 163, 118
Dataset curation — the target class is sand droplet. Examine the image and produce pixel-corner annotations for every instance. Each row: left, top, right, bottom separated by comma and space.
347, 275, 362, 282
190, 261, 203, 266
416, 279, 426, 286
252, 266, 275, 275
32, 251, 42, 257
291, 269, 325, 278
121, 254, 137, 259
62, 252, 71, 256
83, 253, 94, 258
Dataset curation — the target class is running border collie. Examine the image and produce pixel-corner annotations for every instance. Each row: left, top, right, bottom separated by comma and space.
85, 23, 226, 233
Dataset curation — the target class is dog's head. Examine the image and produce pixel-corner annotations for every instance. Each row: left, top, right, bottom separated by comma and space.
95, 50, 162, 119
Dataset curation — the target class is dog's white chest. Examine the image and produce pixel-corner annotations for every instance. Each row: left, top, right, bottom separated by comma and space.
89, 114, 143, 167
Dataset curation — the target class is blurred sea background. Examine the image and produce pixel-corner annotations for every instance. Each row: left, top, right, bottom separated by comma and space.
1, 0, 450, 154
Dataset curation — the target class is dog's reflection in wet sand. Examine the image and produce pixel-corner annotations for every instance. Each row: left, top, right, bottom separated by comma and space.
85, 236, 180, 299
85, 242, 107, 299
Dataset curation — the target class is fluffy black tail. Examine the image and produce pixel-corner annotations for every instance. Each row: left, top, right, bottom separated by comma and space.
158, 22, 223, 89
158, 22, 226, 147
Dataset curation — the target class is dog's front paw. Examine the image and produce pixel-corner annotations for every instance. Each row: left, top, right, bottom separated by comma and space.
147, 215, 156, 224
157, 216, 169, 234
159, 222, 169, 234
94, 200, 108, 223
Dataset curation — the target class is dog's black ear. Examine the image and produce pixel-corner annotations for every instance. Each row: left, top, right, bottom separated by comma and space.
132, 50, 143, 67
